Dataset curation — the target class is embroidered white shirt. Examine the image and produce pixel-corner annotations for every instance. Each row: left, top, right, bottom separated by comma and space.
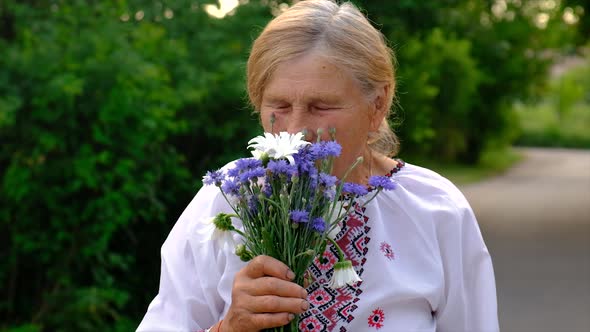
137, 162, 499, 332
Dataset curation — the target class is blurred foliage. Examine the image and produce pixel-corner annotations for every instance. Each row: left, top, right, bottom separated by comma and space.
552, 56, 590, 117
358, 0, 585, 162
564, 0, 590, 45
0, 0, 584, 330
515, 55, 590, 148
0, 0, 269, 330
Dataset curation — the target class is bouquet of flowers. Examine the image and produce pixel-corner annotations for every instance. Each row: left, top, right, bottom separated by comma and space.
202, 130, 396, 331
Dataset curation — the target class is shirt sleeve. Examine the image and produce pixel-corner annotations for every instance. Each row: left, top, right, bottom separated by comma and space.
136, 184, 244, 332
434, 193, 499, 332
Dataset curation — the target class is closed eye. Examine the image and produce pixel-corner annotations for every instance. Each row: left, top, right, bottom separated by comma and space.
263, 103, 290, 111
314, 106, 340, 111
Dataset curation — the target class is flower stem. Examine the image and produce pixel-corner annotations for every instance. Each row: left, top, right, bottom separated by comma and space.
341, 156, 364, 182
327, 236, 345, 261
362, 188, 382, 207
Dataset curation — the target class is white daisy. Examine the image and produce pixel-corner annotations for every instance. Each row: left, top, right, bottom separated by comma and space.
197, 214, 235, 249
247, 132, 310, 164
328, 260, 362, 289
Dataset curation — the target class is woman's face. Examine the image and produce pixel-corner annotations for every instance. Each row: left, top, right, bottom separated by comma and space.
259, 52, 383, 181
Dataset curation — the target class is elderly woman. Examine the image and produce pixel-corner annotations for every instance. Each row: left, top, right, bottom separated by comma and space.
137, 0, 499, 331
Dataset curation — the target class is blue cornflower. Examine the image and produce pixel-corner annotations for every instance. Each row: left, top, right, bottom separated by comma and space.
221, 179, 240, 196
342, 182, 368, 196
203, 170, 225, 186
247, 196, 259, 216
307, 168, 319, 189
267, 159, 297, 177
238, 167, 265, 183
227, 167, 240, 177
323, 188, 336, 200
229, 158, 263, 177
319, 173, 337, 187
290, 210, 309, 223
311, 217, 326, 233
262, 183, 273, 197
236, 158, 263, 169
309, 141, 342, 159
293, 148, 316, 173
322, 141, 342, 157
309, 143, 324, 159
368, 176, 397, 190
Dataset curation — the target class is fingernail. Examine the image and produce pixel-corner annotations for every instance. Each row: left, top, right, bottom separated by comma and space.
301, 289, 308, 299
286, 269, 295, 280
288, 313, 295, 321
301, 300, 309, 311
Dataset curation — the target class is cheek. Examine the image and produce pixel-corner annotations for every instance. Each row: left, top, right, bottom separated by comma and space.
337, 133, 364, 155
334, 121, 370, 158
333, 119, 368, 143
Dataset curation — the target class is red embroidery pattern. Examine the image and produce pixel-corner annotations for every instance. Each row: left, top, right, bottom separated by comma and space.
379, 241, 395, 260
298, 162, 404, 331
367, 308, 385, 329
309, 288, 331, 306
299, 204, 370, 331
317, 250, 338, 271
300, 316, 324, 332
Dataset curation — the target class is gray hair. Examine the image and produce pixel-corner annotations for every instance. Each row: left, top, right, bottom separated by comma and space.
247, 0, 399, 156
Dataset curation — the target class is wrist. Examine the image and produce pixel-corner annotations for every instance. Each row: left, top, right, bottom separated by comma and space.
206, 319, 223, 332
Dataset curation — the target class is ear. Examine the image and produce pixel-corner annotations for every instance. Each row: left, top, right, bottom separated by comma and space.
369, 84, 390, 131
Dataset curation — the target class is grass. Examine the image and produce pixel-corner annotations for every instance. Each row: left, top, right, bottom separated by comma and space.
514, 102, 590, 149
404, 147, 524, 185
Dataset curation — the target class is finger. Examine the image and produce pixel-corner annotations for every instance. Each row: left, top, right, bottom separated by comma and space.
247, 277, 307, 298
245, 255, 295, 280
248, 295, 309, 314
251, 312, 296, 330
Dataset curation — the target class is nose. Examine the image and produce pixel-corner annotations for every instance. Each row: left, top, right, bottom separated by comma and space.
285, 109, 313, 138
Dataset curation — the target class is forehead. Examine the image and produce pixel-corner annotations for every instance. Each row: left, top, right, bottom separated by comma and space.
263, 53, 363, 100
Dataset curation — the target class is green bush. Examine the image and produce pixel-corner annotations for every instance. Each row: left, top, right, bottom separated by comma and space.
395, 29, 480, 161
360, 0, 577, 162
0, 1, 269, 330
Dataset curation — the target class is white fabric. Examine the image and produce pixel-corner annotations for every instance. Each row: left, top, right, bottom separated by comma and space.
137, 162, 499, 332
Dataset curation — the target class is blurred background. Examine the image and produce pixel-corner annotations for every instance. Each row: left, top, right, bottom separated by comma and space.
0, 0, 588, 331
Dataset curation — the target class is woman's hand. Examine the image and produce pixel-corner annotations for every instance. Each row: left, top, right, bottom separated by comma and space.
222, 255, 309, 331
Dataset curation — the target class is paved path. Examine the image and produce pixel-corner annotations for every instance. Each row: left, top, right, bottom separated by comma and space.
458, 148, 590, 332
